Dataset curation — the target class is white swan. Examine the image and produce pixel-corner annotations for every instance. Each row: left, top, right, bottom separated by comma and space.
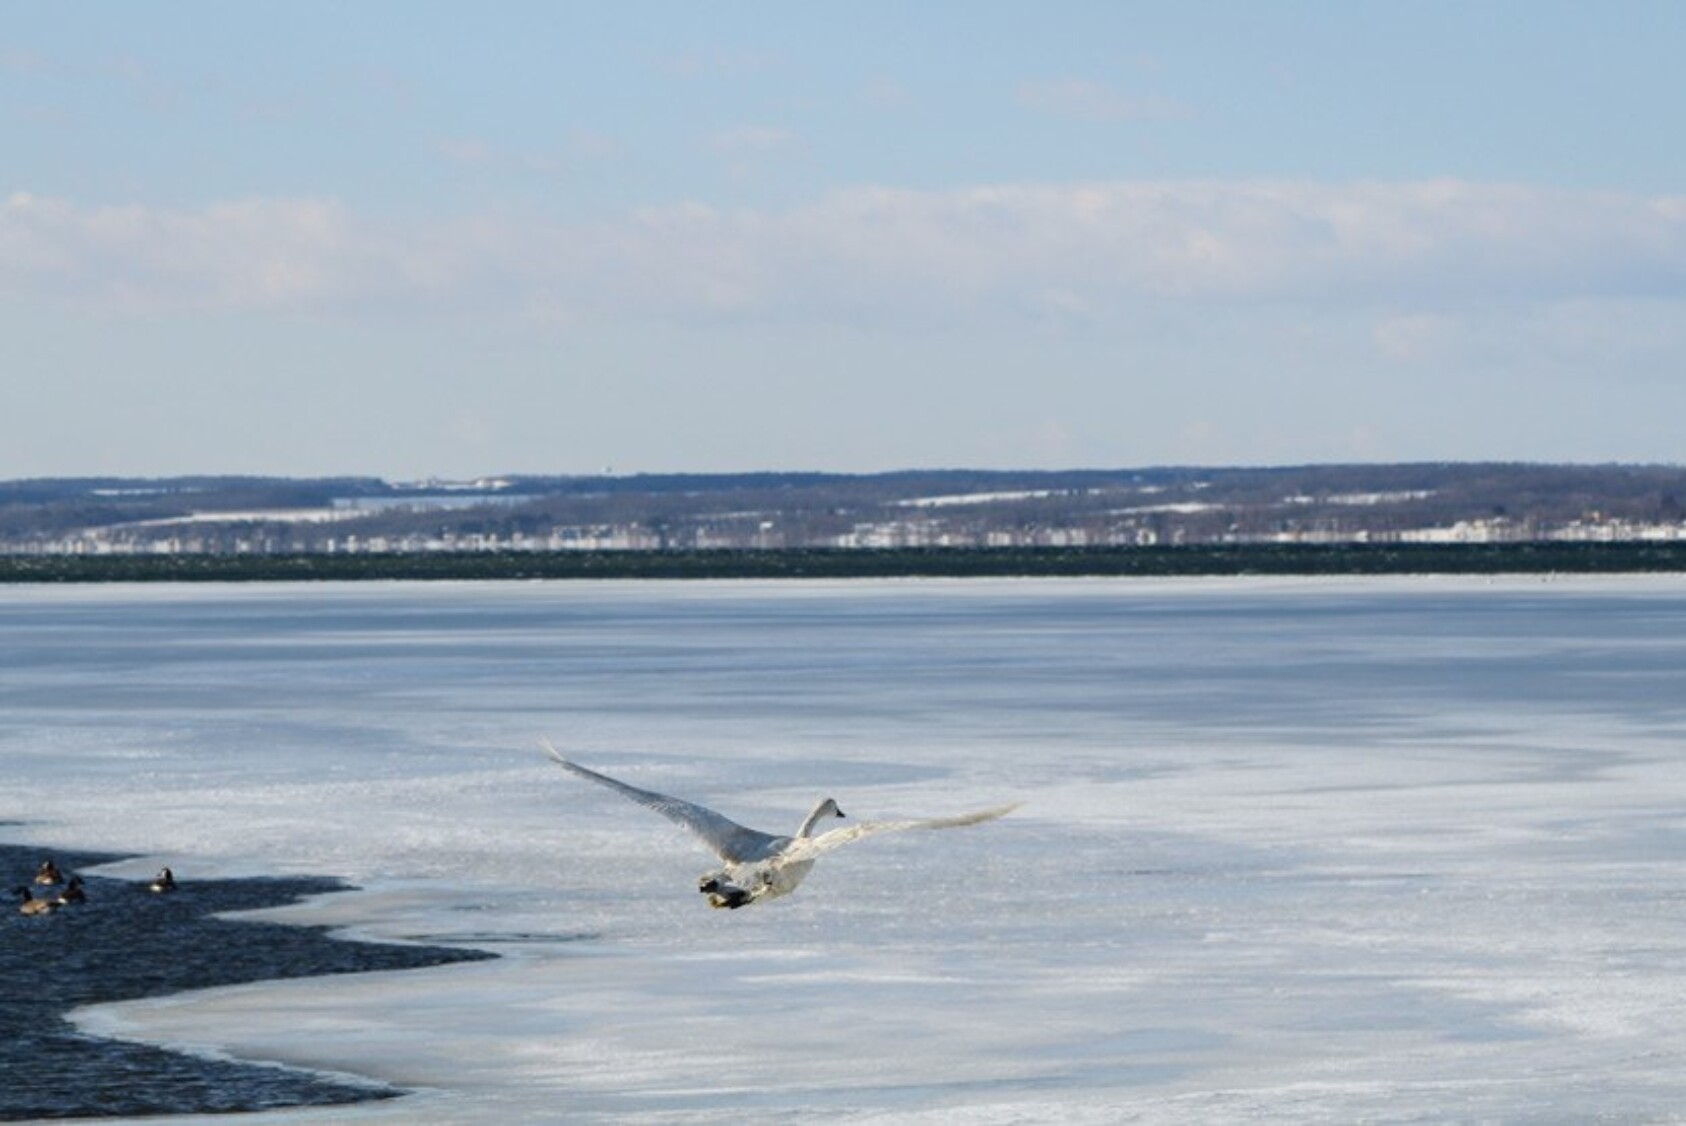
542, 741, 1018, 909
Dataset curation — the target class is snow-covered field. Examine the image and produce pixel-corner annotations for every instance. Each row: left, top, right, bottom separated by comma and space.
6, 576, 1686, 1123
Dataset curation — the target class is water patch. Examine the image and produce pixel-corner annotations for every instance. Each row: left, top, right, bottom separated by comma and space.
0, 843, 495, 1121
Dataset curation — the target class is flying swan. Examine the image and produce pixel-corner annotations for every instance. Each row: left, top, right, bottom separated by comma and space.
543, 741, 1018, 909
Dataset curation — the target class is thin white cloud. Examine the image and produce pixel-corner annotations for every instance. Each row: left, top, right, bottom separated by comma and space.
105, 53, 179, 115
656, 49, 784, 80
862, 73, 913, 109
1373, 311, 1460, 362
434, 137, 498, 167
1, 191, 365, 310
0, 46, 49, 73
699, 124, 797, 157
4, 181, 1684, 323
434, 132, 622, 176
565, 128, 625, 163
1016, 78, 1191, 122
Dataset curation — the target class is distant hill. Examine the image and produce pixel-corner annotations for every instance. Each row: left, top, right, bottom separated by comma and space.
3, 463, 1684, 558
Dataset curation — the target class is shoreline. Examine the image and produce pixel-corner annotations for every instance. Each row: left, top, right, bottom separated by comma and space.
1, 842, 495, 1121
6, 541, 1686, 584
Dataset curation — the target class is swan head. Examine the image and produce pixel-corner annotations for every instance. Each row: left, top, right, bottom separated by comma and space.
795, 797, 846, 838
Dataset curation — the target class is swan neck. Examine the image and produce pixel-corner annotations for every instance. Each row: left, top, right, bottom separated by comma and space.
796, 799, 835, 838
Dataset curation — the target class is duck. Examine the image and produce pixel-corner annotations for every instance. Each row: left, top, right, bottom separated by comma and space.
148, 868, 177, 894
13, 886, 58, 916
34, 859, 64, 886
542, 740, 1019, 909
54, 876, 87, 905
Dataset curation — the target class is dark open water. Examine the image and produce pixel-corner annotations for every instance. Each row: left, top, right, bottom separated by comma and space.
1, 843, 494, 1121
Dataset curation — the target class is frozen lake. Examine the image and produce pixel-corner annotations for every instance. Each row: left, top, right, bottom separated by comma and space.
6, 575, 1686, 1122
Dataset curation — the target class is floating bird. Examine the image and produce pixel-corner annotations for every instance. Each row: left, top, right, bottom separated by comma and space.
34, 859, 64, 886
13, 886, 57, 916
54, 876, 87, 905
543, 741, 1018, 909
148, 868, 177, 894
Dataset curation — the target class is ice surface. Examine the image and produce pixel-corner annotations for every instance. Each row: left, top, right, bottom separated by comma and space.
7, 576, 1686, 1122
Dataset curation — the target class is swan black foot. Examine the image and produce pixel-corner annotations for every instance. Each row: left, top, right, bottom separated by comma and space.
699, 874, 752, 909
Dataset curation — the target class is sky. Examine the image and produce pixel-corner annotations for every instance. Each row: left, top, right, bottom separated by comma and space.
4, 2, 1685, 480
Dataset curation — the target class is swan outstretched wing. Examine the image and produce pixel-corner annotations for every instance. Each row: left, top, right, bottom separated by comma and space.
781, 803, 1020, 862
543, 742, 781, 864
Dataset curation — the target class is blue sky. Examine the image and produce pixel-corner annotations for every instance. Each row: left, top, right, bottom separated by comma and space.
4, 3, 1685, 478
